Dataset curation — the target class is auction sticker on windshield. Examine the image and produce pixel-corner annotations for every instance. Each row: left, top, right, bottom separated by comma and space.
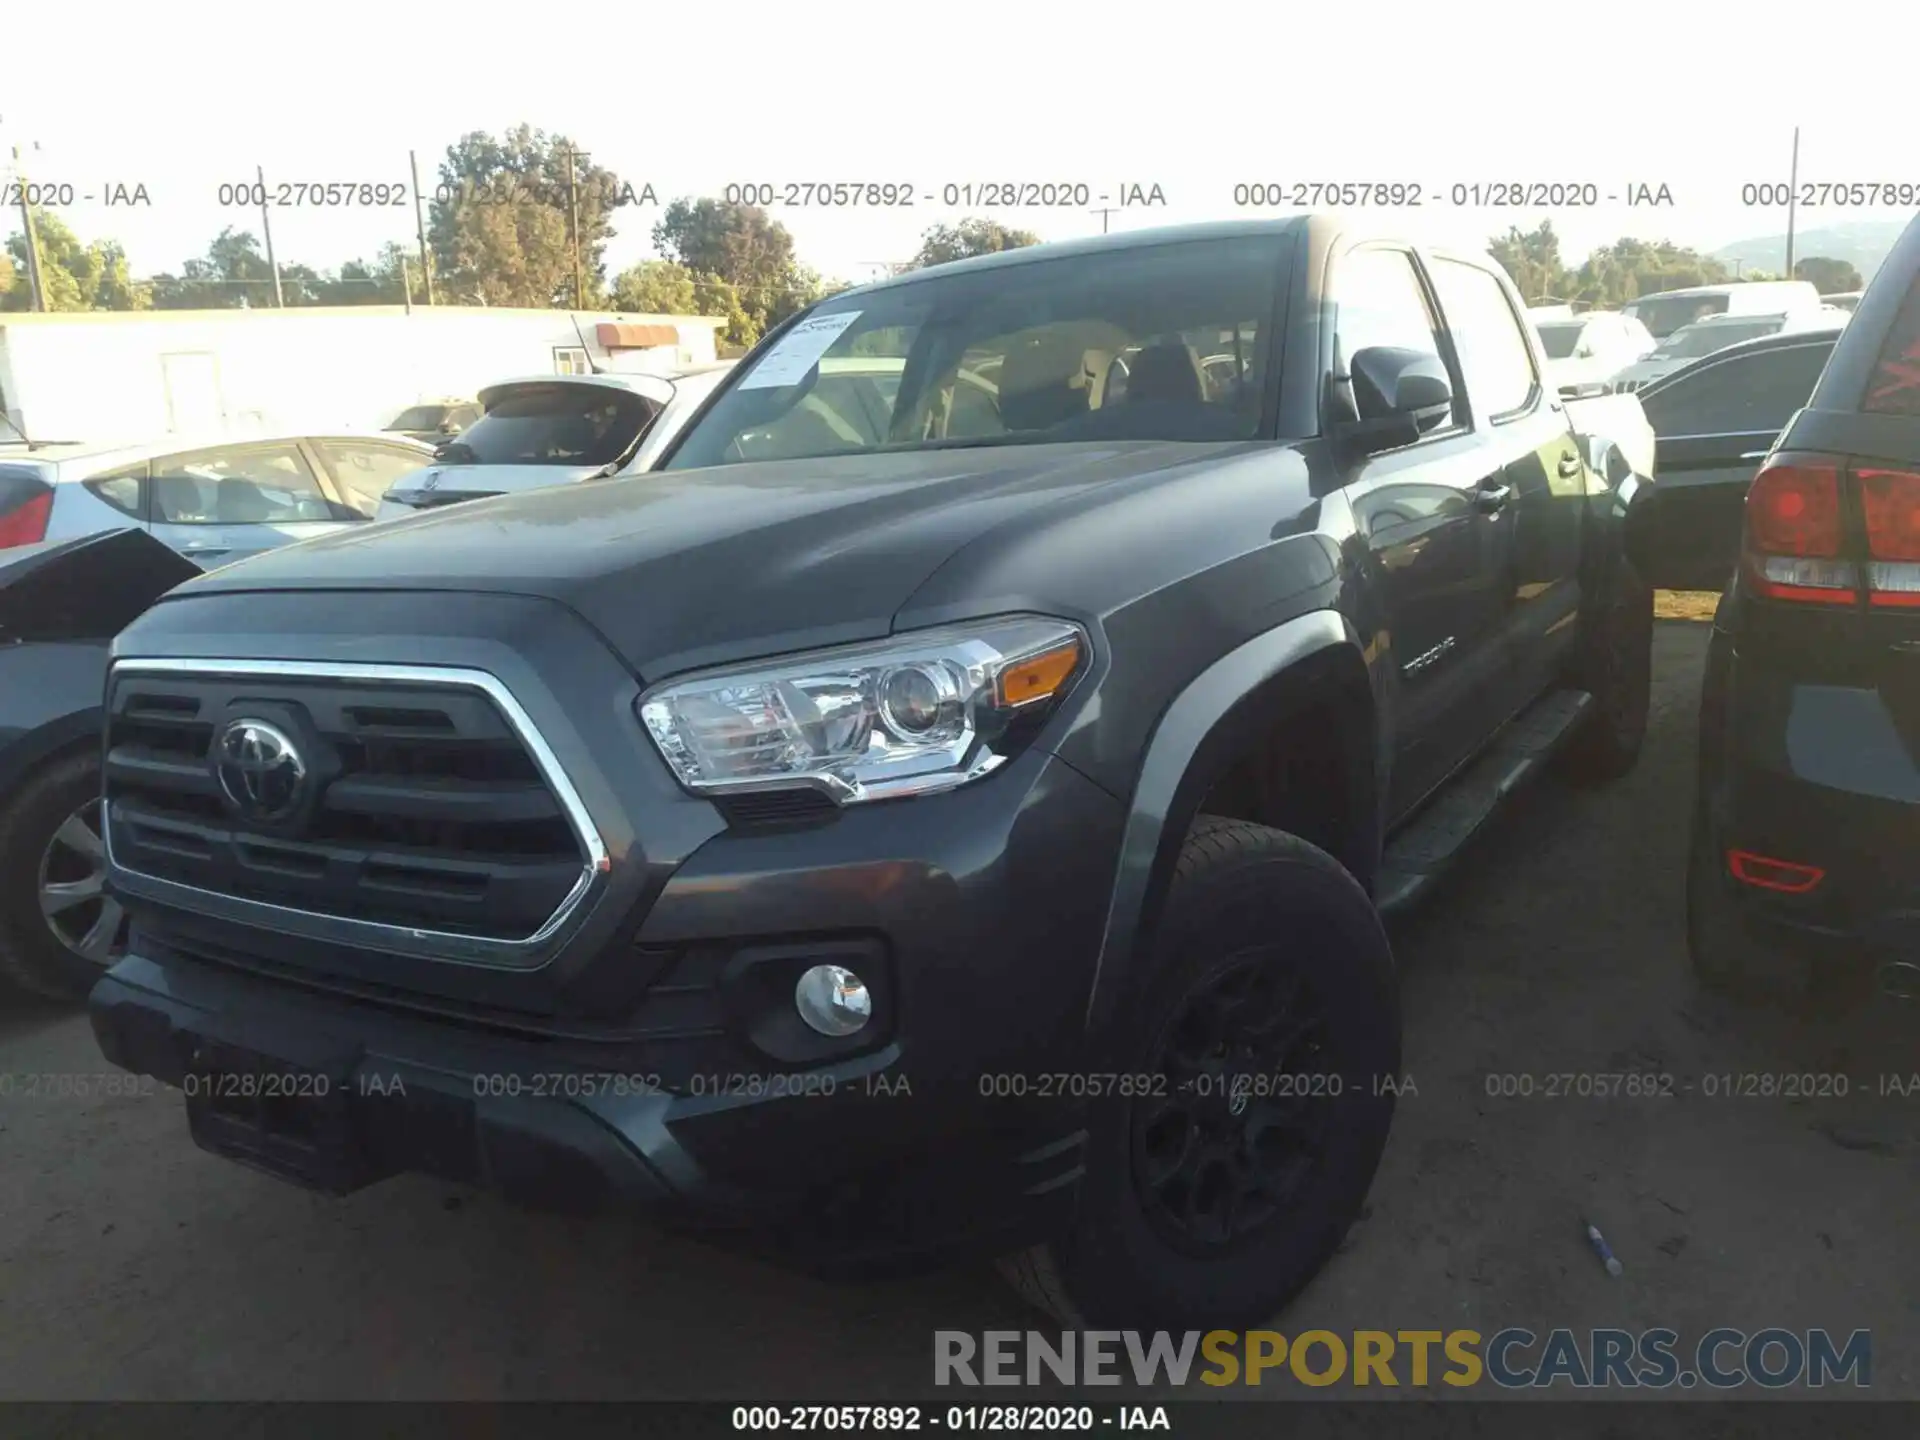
737, 310, 864, 389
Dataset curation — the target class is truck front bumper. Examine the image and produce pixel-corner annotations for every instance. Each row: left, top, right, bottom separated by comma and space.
90, 743, 1129, 1272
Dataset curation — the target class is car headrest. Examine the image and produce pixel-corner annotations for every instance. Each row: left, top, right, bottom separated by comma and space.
1123, 342, 1208, 407
151, 473, 203, 522
215, 478, 275, 523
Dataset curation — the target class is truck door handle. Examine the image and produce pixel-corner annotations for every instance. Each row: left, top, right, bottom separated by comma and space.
1739, 451, 1770, 461
1473, 481, 1513, 513
1557, 453, 1582, 477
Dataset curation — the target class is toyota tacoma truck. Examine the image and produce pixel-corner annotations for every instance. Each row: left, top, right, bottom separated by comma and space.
87, 217, 1653, 1330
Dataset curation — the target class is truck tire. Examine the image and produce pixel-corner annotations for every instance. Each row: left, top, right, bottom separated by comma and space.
1561, 553, 1653, 784
0, 750, 127, 1002
1685, 807, 1865, 1019
998, 815, 1400, 1330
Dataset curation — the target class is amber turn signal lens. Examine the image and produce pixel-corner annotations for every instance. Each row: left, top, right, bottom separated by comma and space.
995, 639, 1082, 709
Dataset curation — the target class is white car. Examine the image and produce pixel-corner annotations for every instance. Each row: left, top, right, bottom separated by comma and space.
1, 430, 435, 564
375, 371, 678, 521
1609, 310, 1847, 394
1532, 312, 1657, 395
624, 362, 737, 472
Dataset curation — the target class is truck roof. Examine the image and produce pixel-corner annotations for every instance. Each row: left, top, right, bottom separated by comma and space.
833, 217, 1319, 298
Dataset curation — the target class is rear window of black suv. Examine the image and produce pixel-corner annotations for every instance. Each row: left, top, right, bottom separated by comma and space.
440, 384, 654, 467
664, 236, 1289, 469
1865, 275, 1920, 415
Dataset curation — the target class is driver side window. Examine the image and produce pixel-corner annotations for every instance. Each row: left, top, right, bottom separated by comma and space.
1331, 247, 1459, 428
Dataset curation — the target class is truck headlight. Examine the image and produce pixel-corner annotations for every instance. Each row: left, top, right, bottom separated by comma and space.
637, 616, 1087, 804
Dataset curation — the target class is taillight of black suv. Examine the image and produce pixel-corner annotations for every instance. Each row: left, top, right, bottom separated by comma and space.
0, 470, 55, 549
1741, 454, 1920, 609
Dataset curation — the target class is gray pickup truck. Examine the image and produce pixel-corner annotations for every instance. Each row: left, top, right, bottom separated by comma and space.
85, 216, 1651, 1329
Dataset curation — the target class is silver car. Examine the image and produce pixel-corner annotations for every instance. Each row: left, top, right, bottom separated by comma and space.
0, 430, 436, 564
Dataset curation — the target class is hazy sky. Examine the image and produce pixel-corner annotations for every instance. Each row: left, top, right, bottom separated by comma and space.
4, 1, 1915, 289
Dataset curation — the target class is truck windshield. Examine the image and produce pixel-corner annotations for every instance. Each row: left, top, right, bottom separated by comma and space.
662, 235, 1287, 470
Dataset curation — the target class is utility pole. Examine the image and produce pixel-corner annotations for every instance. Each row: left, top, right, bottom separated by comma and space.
10, 144, 47, 311
409, 149, 435, 304
565, 147, 585, 309
1784, 127, 1801, 283
400, 255, 414, 314
257, 164, 285, 307
1091, 206, 1118, 235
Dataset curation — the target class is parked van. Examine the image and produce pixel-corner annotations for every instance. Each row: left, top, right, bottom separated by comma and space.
1622, 280, 1824, 338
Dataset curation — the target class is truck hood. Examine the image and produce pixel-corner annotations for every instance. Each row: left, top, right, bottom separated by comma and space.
173, 441, 1243, 680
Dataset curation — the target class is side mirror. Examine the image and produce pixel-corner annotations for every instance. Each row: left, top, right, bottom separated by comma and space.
438, 420, 459, 435
1338, 346, 1453, 457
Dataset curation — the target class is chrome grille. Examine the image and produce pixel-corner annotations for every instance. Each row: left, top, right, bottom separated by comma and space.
104, 660, 606, 965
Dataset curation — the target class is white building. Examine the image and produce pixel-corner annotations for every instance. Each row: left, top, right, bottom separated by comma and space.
0, 305, 727, 444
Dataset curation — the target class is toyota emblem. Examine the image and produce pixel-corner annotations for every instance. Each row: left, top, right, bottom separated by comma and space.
215, 718, 308, 822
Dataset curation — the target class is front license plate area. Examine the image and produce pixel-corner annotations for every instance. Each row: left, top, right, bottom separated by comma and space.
183, 1039, 384, 1195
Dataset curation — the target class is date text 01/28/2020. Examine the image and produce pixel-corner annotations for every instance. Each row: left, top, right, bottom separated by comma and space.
976, 1072, 1414, 1100
730, 1405, 1166, 1432
1229, 180, 1676, 208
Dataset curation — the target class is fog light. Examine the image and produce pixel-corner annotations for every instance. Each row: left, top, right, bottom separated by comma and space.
795, 964, 872, 1037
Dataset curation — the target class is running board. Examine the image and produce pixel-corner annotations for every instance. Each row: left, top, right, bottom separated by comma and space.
1376, 689, 1594, 916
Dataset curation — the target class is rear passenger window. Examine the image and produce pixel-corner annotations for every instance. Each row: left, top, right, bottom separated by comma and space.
84, 462, 147, 518
1866, 277, 1920, 415
1430, 259, 1538, 420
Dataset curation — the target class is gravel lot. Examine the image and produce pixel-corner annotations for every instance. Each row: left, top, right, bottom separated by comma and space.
2, 607, 1914, 1401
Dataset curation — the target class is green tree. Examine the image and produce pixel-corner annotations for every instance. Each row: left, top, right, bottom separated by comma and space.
312, 242, 419, 305
609, 258, 700, 313
427, 126, 630, 307
909, 217, 1040, 270
1487, 220, 1567, 303
1793, 256, 1863, 294
151, 227, 286, 309
652, 198, 803, 345
3, 211, 150, 311
1564, 238, 1729, 308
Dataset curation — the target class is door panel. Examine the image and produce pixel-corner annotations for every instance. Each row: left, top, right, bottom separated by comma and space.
1351, 433, 1516, 820
1331, 245, 1516, 820
1628, 340, 1836, 592
1633, 431, 1775, 591
1498, 411, 1588, 702
1425, 255, 1585, 720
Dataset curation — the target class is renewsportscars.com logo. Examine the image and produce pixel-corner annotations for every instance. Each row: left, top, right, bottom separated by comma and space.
934, 1328, 1872, 1390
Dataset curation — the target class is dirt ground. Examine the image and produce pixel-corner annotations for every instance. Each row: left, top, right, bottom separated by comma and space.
1, 603, 1914, 1401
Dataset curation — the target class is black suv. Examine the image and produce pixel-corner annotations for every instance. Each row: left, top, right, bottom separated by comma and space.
1646, 213, 1920, 1013
87, 217, 1652, 1329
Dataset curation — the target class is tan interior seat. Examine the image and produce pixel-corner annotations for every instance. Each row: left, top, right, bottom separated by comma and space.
997, 330, 1095, 432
